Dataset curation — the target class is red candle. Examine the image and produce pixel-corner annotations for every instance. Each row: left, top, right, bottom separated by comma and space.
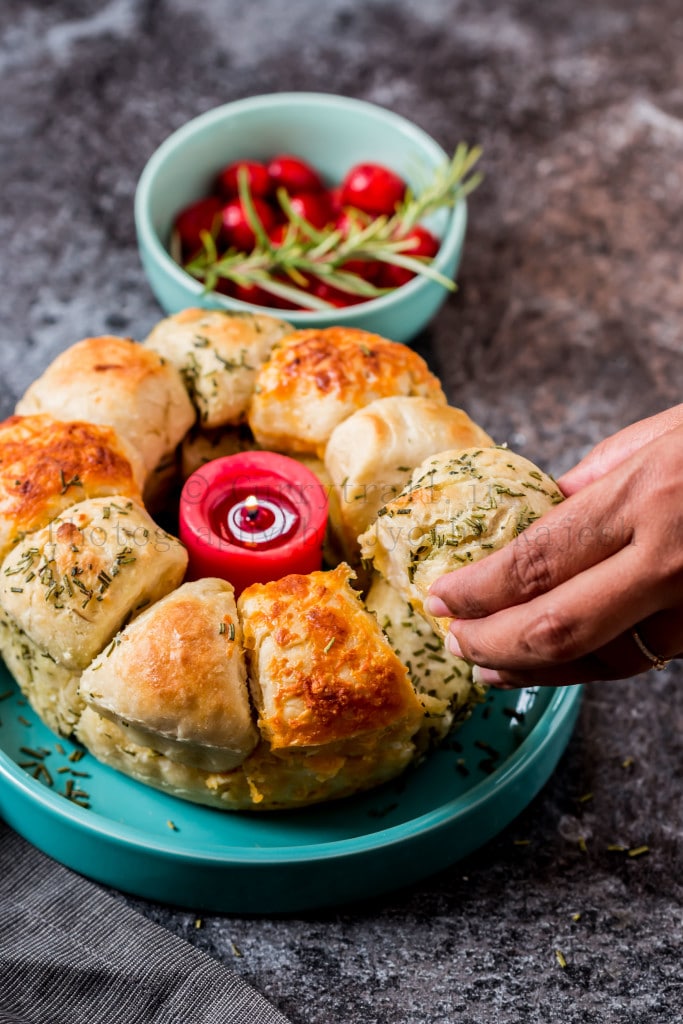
179, 452, 329, 594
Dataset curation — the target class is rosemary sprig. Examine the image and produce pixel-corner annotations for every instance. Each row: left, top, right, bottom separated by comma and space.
182, 145, 482, 310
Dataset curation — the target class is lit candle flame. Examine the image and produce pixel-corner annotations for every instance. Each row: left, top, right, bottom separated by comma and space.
244, 494, 259, 522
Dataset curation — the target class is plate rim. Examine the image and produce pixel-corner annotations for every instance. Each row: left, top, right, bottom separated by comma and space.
0, 683, 582, 866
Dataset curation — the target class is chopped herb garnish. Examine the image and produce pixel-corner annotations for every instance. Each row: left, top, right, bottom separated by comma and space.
628, 845, 649, 858
20, 746, 45, 760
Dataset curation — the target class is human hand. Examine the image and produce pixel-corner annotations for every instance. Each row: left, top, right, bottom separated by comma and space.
426, 417, 683, 687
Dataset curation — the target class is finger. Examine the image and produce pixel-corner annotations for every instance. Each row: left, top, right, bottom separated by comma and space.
447, 542, 663, 672
469, 651, 634, 689
468, 619, 681, 688
427, 481, 631, 620
559, 405, 683, 496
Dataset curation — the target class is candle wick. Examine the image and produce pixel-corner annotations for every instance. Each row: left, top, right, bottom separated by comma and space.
246, 508, 259, 522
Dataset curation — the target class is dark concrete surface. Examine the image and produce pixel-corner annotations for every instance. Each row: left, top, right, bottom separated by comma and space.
2, 1, 683, 1021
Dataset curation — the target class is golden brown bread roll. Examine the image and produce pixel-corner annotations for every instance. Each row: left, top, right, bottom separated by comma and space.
15, 336, 196, 491
236, 564, 422, 760
0, 414, 145, 564
324, 397, 494, 559
247, 327, 446, 456
364, 573, 484, 750
79, 578, 258, 772
238, 564, 423, 752
360, 447, 563, 638
144, 308, 292, 427
0, 496, 188, 671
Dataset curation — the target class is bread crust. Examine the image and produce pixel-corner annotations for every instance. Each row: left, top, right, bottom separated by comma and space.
248, 327, 446, 456
0, 414, 145, 563
145, 308, 291, 428
238, 564, 423, 750
0, 496, 188, 670
325, 397, 494, 559
360, 446, 563, 637
80, 578, 258, 771
16, 336, 196, 483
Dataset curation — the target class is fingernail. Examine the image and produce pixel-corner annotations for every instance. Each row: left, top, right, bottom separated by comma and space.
472, 665, 504, 687
447, 633, 463, 657
425, 595, 451, 617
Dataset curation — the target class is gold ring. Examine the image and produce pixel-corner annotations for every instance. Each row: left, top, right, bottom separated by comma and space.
631, 628, 671, 671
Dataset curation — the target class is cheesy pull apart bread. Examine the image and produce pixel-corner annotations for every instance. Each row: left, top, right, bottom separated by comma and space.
364, 574, 485, 751
324, 396, 494, 560
238, 564, 423, 758
360, 447, 563, 639
79, 579, 258, 771
16, 336, 195, 502
0, 414, 145, 563
0, 611, 82, 737
144, 308, 292, 428
247, 327, 446, 457
0, 496, 188, 671
76, 565, 425, 811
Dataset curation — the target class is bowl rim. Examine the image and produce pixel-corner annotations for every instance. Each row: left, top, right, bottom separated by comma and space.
134, 91, 467, 324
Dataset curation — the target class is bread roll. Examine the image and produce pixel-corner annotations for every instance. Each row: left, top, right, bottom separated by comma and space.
0, 496, 188, 670
364, 574, 484, 750
144, 308, 292, 428
80, 579, 258, 771
325, 397, 494, 559
239, 564, 423, 752
0, 414, 145, 564
248, 327, 446, 456
360, 447, 563, 637
16, 336, 195, 488
0, 611, 83, 737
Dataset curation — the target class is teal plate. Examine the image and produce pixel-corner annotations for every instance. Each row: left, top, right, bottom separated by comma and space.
0, 669, 581, 913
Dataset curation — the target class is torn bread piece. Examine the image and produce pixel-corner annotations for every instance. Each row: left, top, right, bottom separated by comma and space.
360, 446, 563, 638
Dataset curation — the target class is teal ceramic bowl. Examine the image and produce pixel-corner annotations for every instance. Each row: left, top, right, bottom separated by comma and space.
134, 92, 468, 343
0, 664, 581, 913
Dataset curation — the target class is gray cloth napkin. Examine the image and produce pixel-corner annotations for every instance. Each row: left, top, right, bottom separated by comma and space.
0, 823, 292, 1024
